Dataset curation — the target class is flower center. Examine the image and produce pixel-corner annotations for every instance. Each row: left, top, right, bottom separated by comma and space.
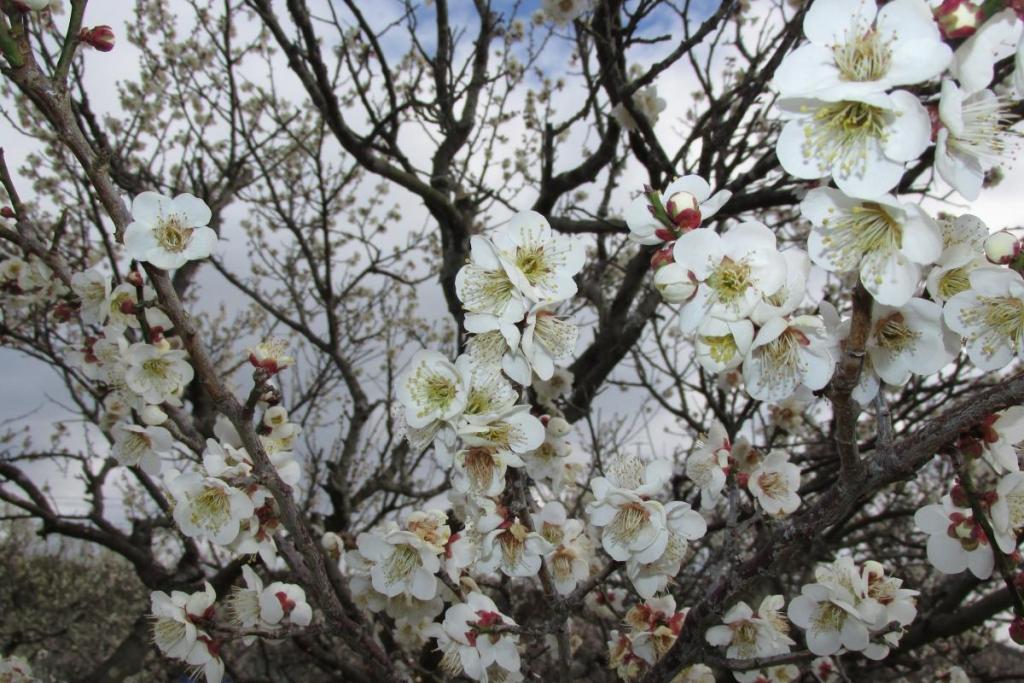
804, 101, 888, 176
190, 486, 232, 529
464, 387, 495, 415
758, 328, 808, 384
813, 602, 847, 633
384, 544, 422, 583
142, 357, 172, 380
700, 334, 739, 364
949, 95, 1015, 162
959, 295, 1024, 360
499, 523, 528, 568
542, 521, 565, 545
706, 257, 752, 305
551, 548, 575, 578
607, 503, 650, 545
409, 368, 458, 419
463, 267, 517, 314
154, 216, 192, 253
152, 617, 187, 648
464, 447, 499, 491
938, 266, 972, 300
516, 244, 551, 283
833, 27, 892, 82
756, 471, 789, 499
873, 312, 920, 354
821, 202, 902, 269
227, 587, 260, 625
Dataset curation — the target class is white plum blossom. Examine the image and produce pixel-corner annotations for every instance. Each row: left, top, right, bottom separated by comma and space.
743, 315, 836, 403
802, 188, 942, 305
788, 581, 870, 656
512, 304, 579, 383
775, 89, 931, 198
747, 452, 802, 516
936, 80, 1015, 201
625, 175, 732, 245
625, 500, 706, 599
477, 514, 552, 578
150, 584, 223, 683
428, 592, 522, 682
533, 502, 591, 594
397, 350, 469, 429
773, 0, 951, 99
356, 525, 441, 601
612, 86, 667, 132
695, 317, 754, 374
866, 298, 958, 387
976, 406, 1024, 473
456, 235, 529, 322
124, 192, 217, 270
491, 211, 585, 304
625, 595, 688, 667
111, 423, 171, 474
587, 456, 672, 561
914, 496, 996, 579
541, 0, 591, 26
124, 342, 195, 405
169, 472, 254, 545
452, 444, 524, 497
685, 422, 732, 510
521, 415, 573, 489
926, 214, 991, 303
671, 222, 787, 333
705, 595, 794, 662
70, 269, 110, 325
944, 267, 1024, 371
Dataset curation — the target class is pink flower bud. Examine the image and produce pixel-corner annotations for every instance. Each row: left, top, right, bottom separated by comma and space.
0, 207, 14, 219
649, 244, 675, 269
932, 0, 984, 39
984, 230, 1020, 265
79, 25, 116, 52
950, 482, 969, 508
126, 270, 144, 287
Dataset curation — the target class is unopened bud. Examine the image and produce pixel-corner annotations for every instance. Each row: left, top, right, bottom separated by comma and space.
984, 230, 1020, 265
79, 25, 115, 52
650, 244, 675, 269
547, 416, 571, 437
950, 482, 969, 508
932, 0, 984, 39
1010, 616, 1024, 645
118, 299, 135, 315
141, 404, 168, 426
126, 270, 144, 287
653, 263, 697, 304
0, 207, 14, 219
263, 405, 289, 427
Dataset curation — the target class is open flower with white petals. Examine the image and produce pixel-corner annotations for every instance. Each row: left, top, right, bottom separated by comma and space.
533, 502, 591, 595
787, 581, 871, 656
747, 452, 802, 516
452, 444, 523, 497
914, 496, 996, 579
427, 592, 521, 683
459, 404, 545, 455
522, 416, 572, 489
477, 514, 552, 578
695, 317, 754, 374
974, 406, 1024, 473
587, 456, 672, 561
397, 350, 469, 430
625, 175, 732, 245
743, 315, 836, 403
926, 214, 991, 303
773, 0, 951, 99
112, 423, 171, 474
124, 342, 195, 405
225, 565, 266, 643
612, 86, 667, 132
775, 91, 931, 198
541, 0, 591, 27
491, 211, 585, 304
456, 235, 529, 322
671, 222, 787, 333
103, 283, 171, 332
512, 303, 578, 383
802, 188, 942, 305
626, 595, 688, 667
706, 595, 794, 662
685, 422, 732, 510
356, 525, 441, 601
124, 192, 217, 270
860, 561, 919, 645
626, 500, 707, 599
169, 472, 254, 545
71, 269, 111, 326
866, 298, 958, 387
944, 267, 1024, 371
150, 584, 223, 683
936, 80, 1015, 201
